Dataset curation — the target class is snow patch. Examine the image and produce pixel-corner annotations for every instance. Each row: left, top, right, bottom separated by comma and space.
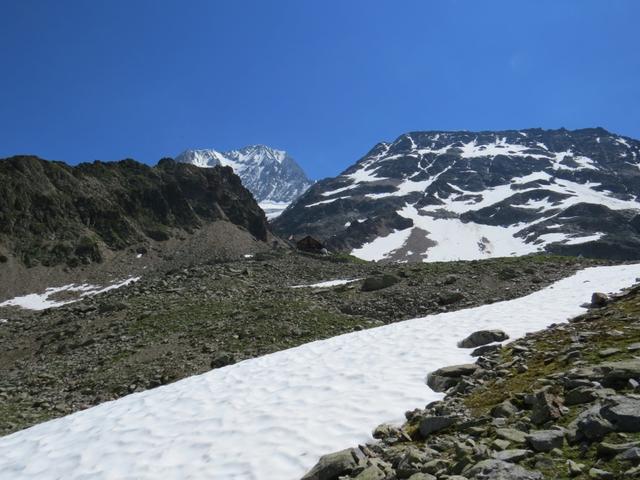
0, 277, 140, 311
259, 201, 290, 219
351, 228, 413, 261
291, 279, 361, 289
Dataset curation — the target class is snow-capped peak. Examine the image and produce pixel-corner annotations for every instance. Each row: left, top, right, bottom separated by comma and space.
175, 145, 313, 216
273, 128, 640, 262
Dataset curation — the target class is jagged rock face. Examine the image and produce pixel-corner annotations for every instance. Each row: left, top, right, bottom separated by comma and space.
0, 156, 268, 267
175, 145, 313, 215
273, 128, 640, 262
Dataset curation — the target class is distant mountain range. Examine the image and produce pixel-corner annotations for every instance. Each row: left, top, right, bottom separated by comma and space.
273, 128, 640, 261
175, 145, 313, 218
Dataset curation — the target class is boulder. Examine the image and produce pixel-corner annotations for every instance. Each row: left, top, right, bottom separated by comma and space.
599, 360, 640, 388
601, 395, 640, 432
361, 275, 400, 292
491, 400, 519, 418
597, 440, 640, 457
471, 344, 502, 357
438, 290, 465, 306
525, 430, 564, 452
617, 447, 640, 464
530, 389, 564, 425
426, 364, 479, 392
492, 449, 531, 463
210, 352, 237, 369
496, 428, 527, 444
591, 292, 609, 307
458, 330, 509, 349
567, 460, 585, 477
396, 448, 431, 477
565, 386, 615, 406
574, 406, 614, 440
407, 474, 437, 480
419, 416, 456, 437
588, 467, 614, 479
301, 448, 365, 480
466, 459, 543, 479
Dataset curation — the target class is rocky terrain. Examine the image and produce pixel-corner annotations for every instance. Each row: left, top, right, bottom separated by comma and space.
302, 284, 640, 479
0, 252, 605, 436
274, 128, 640, 262
175, 145, 313, 216
0, 155, 273, 298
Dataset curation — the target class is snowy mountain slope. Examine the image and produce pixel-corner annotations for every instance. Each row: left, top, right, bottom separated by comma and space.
175, 145, 313, 217
1, 263, 639, 480
273, 128, 640, 261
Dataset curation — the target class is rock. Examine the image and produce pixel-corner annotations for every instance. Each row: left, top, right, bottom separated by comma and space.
496, 428, 527, 444
567, 459, 585, 477
575, 406, 614, 440
351, 464, 387, 480
601, 395, 640, 432
530, 389, 564, 425
599, 360, 640, 388
525, 430, 564, 452
210, 352, 237, 369
598, 348, 621, 357
617, 447, 640, 464
419, 416, 456, 437
426, 364, 479, 392
458, 330, 509, 349
438, 290, 465, 306
301, 448, 365, 480
396, 448, 431, 477
361, 275, 400, 292
492, 449, 531, 463
628, 342, 640, 352
465, 459, 543, 479
471, 344, 502, 357
588, 467, 614, 479
565, 386, 615, 406
491, 400, 519, 418
442, 274, 458, 285
591, 292, 609, 307
407, 474, 437, 480
492, 439, 511, 451
597, 440, 640, 457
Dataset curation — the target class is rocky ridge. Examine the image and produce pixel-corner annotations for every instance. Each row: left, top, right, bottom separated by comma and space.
0, 155, 271, 297
302, 286, 640, 479
274, 128, 640, 262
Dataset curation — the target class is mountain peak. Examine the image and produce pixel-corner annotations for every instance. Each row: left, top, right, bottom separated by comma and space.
274, 128, 640, 262
175, 145, 313, 216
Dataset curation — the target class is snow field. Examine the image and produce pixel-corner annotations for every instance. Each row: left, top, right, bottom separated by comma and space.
1, 264, 640, 479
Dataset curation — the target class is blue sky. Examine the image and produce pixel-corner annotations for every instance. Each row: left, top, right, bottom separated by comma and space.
1, 0, 639, 179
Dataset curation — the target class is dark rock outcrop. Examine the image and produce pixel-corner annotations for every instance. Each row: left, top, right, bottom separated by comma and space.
0, 156, 269, 268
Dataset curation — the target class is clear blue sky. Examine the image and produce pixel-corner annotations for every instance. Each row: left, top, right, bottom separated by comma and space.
1, 0, 639, 179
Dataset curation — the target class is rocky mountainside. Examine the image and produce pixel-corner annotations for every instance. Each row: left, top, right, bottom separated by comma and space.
303, 287, 640, 479
273, 128, 640, 261
0, 156, 269, 272
175, 145, 313, 216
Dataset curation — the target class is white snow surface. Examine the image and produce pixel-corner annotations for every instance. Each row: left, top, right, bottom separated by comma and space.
0, 277, 140, 311
259, 201, 290, 219
290, 278, 361, 289
1, 264, 640, 480
351, 228, 413, 261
